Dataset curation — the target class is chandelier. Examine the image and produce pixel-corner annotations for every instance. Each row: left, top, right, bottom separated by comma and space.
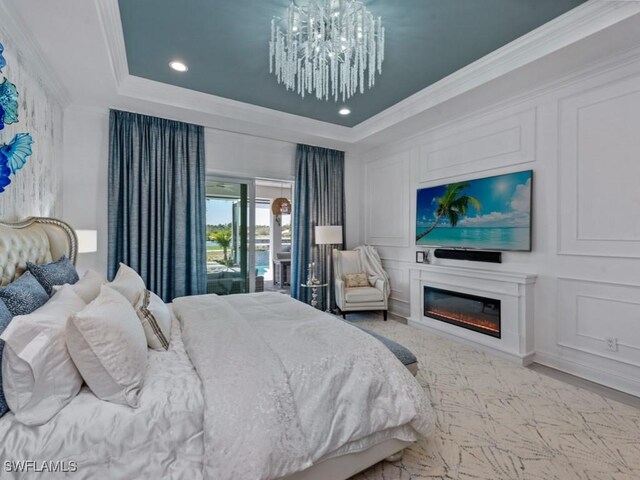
269, 0, 385, 102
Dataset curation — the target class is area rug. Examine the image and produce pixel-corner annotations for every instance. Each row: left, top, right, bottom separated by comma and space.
348, 317, 640, 480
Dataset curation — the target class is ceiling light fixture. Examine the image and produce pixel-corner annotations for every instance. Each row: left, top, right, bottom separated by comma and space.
338, 107, 351, 115
269, 0, 384, 102
169, 61, 188, 72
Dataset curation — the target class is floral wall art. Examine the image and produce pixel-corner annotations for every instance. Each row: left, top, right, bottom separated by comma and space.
0, 36, 63, 221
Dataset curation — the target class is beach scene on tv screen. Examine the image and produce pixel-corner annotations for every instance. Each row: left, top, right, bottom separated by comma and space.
416, 170, 532, 251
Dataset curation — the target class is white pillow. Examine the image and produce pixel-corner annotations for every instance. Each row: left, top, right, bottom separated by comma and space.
52, 269, 106, 303
108, 263, 146, 305
66, 285, 147, 407
135, 289, 171, 351
0, 286, 86, 425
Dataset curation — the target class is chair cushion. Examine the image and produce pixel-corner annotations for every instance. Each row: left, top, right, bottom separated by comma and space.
345, 286, 384, 303
344, 272, 369, 288
338, 250, 363, 275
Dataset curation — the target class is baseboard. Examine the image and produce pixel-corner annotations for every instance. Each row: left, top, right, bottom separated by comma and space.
407, 317, 534, 366
534, 351, 640, 398
388, 298, 410, 318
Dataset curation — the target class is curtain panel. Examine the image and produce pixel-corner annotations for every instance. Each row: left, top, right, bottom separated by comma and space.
108, 110, 207, 302
291, 144, 345, 310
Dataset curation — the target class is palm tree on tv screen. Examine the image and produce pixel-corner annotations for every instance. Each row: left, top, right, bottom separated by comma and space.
416, 182, 482, 241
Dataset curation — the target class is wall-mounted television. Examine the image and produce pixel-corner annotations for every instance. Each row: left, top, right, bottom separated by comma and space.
416, 170, 532, 251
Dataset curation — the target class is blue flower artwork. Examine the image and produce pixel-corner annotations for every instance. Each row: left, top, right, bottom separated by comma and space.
0, 41, 36, 195
0, 43, 5, 73
0, 133, 33, 174
0, 78, 18, 126
0, 154, 10, 192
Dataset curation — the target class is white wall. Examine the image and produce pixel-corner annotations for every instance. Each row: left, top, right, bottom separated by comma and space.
0, 25, 63, 220
205, 129, 296, 181
62, 107, 109, 275
355, 51, 640, 396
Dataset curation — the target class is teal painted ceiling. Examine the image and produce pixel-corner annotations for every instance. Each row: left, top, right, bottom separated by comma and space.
118, 0, 587, 127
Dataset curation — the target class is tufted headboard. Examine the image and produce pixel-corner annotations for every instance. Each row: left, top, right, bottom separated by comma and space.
0, 217, 77, 286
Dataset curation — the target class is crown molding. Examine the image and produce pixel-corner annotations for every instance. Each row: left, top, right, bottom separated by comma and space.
0, 0, 71, 107
95, 0, 352, 149
94, 0, 640, 149
95, 0, 128, 86
116, 74, 354, 148
357, 42, 640, 156
350, 0, 640, 144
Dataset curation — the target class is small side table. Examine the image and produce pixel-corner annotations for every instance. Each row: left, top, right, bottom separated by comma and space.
301, 282, 328, 309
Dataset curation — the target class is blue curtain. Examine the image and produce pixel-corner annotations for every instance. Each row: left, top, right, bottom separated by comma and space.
291, 144, 345, 310
108, 110, 207, 302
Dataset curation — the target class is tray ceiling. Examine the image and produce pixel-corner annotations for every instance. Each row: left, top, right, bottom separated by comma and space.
118, 0, 587, 127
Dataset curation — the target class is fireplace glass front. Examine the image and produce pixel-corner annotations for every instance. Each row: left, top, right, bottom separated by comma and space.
424, 286, 501, 338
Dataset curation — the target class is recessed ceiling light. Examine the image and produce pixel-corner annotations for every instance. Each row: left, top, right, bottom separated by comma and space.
339, 108, 351, 115
169, 61, 188, 72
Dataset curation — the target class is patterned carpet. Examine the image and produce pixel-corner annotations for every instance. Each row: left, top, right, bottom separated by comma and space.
347, 316, 640, 480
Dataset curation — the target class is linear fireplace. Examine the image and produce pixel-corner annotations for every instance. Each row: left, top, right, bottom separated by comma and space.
424, 286, 501, 338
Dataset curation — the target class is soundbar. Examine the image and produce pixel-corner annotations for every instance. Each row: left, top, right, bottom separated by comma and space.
433, 248, 502, 263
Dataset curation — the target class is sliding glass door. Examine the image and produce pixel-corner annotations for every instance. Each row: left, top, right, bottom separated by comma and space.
205, 178, 255, 295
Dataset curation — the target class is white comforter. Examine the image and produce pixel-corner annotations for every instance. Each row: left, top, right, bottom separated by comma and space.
0, 314, 204, 480
0, 293, 434, 480
173, 292, 435, 480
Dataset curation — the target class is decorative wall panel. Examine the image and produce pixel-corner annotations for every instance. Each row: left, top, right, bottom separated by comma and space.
365, 152, 411, 246
558, 75, 640, 257
557, 278, 640, 367
418, 108, 536, 183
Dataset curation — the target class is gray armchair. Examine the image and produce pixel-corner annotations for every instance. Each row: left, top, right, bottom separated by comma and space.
333, 249, 389, 320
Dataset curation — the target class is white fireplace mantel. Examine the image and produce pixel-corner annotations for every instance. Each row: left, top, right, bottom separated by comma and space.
408, 264, 537, 365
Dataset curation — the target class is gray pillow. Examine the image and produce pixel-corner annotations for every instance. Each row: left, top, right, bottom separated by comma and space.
0, 271, 50, 316
27, 255, 79, 295
0, 298, 14, 417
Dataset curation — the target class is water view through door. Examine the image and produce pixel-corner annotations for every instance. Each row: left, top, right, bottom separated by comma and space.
206, 179, 250, 295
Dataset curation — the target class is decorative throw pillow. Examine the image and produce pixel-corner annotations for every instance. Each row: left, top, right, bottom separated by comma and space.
135, 289, 171, 351
0, 271, 49, 316
108, 263, 146, 305
1, 286, 86, 425
0, 299, 13, 417
344, 272, 370, 288
66, 285, 148, 407
52, 269, 106, 304
27, 255, 79, 296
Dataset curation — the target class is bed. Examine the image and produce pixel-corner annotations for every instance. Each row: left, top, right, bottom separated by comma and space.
0, 217, 434, 480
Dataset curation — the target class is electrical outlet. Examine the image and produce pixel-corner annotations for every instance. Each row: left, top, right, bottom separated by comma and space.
605, 337, 618, 352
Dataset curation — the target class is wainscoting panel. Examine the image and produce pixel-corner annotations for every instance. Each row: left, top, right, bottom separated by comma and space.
558, 75, 640, 257
557, 278, 640, 368
381, 260, 411, 303
417, 108, 536, 183
365, 152, 411, 247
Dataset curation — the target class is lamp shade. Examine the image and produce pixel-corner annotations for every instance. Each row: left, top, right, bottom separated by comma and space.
76, 230, 98, 253
315, 225, 343, 245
